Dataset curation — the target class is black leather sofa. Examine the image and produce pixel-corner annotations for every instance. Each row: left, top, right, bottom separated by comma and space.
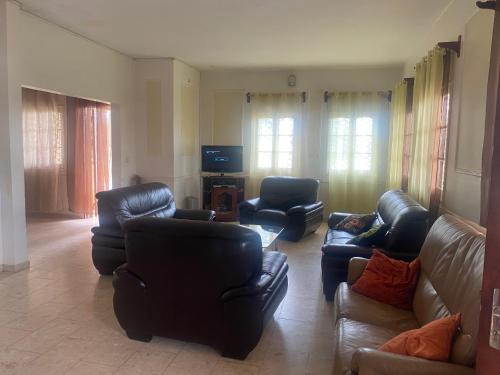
112, 217, 288, 359
91, 182, 215, 275
239, 176, 324, 241
321, 190, 429, 300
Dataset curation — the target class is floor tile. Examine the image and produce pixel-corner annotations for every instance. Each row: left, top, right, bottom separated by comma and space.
83, 339, 138, 367
0, 326, 31, 350
0, 217, 334, 375
65, 360, 118, 374
117, 349, 176, 374
0, 348, 40, 374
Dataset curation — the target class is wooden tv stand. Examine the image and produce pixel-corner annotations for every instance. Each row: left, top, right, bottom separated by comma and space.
202, 176, 245, 221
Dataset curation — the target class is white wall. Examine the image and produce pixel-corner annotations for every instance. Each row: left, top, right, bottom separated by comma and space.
134, 58, 200, 207
403, 1, 478, 75
134, 59, 175, 186
200, 66, 402, 202
173, 60, 200, 207
0, 0, 23, 270
442, 10, 494, 222
2, 1, 137, 269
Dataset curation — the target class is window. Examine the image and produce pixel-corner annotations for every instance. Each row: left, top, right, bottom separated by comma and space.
257, 117, 294, 169
329, 116, 374, 172
435, 92, 450, 192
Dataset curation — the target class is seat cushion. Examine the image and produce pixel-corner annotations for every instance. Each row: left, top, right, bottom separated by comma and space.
262, 251, 287, 278
260, 251, 288, 311
325, 229, 356, 244
334, 318, 400, 375
334, 283, 419, 332
254, 209, 289, 228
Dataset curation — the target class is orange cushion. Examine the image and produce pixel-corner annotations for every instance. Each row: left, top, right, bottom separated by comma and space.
351, 250, 420, 310
379, 314, 461, 362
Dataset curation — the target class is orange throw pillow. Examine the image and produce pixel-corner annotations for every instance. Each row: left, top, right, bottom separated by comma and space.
351, 250, 421, 310
380, 314, 461, 362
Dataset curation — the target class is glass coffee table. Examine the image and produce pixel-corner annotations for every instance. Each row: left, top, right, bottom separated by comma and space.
241, 224, 283, 251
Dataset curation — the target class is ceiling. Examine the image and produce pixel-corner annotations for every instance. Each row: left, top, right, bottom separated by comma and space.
19, 0, 457, 70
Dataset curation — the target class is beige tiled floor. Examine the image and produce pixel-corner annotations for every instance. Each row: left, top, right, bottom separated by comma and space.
0, 217, 335, 374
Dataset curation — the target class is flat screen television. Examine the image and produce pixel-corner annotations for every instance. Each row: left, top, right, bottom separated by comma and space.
201, 145, 243, 174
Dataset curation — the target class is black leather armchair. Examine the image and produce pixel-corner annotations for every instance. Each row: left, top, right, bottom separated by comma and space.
239, 176, 324, 241
321, 190, 429, 300
91, 182, 215, 275
113, 217, 288, 360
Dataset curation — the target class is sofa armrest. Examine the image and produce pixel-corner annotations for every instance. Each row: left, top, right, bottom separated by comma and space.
221, 251, 288, 302
221, 274, 274, 302
347, 257, 369, 284
351, 348, 474, 375
238, 197, 262, 212
91, 226, 124, 238
173, 208, 215, 221
328, 212, 354, 228
322, 243, 374, 258
287, 202, 323, 215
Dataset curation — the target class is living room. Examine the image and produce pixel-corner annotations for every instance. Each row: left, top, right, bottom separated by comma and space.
0, 0, 499, 374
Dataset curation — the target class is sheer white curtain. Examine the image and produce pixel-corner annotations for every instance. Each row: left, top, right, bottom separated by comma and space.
324, 92, 389, 213
248, 93, 303, 197
387, 81, 408, 190
22, 88, 69, 213
408, 47, 445, 208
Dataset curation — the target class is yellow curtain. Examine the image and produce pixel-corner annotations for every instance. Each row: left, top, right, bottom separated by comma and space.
248, 93, 303, 197
326, 92, 389, 213
408, 47, 445, 208
386, 81, 407, 190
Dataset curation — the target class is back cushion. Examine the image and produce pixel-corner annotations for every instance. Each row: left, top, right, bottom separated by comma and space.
412, 214, 484, 367
377, 190, 429, 253
260, 177, 319, 211
124, 218, 263, 295
97, 182, 176, 229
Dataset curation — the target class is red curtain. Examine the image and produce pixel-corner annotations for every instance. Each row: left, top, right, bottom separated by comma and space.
67, 98, 110, 217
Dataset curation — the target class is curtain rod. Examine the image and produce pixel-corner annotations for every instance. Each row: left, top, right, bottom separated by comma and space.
437, 35, 462, 58
245, 91, 307, 104
323, 90, 392, 103
476, 1, 496, 10
412, 35, 462, 71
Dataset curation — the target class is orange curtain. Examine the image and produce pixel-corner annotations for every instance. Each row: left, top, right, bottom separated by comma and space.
22, 88, 69, 214
67, 98, 110, 217
96, 103, 110, 194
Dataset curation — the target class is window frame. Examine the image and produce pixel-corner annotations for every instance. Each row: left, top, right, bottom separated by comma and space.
328, 115, 375, 173
256, 116, 295, 170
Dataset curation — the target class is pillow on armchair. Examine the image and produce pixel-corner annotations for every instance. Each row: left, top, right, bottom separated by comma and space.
334, 213, 376, 235
351, 250, 421, 310
348, 224, 390, 247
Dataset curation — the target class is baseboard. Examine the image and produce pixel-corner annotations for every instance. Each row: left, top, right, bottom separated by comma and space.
1, 260, 30, 272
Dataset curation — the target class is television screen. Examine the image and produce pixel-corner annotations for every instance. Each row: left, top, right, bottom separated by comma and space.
201, 145, 243, 173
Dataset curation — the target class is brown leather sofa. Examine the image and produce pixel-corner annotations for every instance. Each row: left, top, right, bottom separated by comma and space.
332, 214, 483, 375
322, 190, 428, 300
112, 217, 288, 360
91, 182, 215, 275
239, 176, 324, 241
